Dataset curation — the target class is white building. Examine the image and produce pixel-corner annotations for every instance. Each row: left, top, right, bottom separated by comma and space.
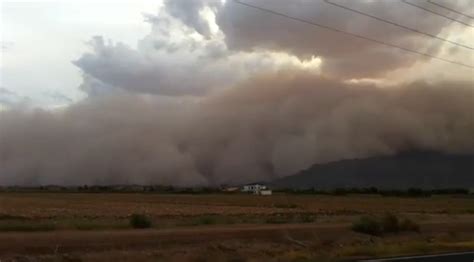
241, 184, 272, 195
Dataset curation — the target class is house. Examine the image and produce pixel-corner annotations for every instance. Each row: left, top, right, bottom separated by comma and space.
241, 183, 272, 195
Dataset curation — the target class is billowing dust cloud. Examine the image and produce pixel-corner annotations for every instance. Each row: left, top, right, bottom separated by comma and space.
1, 73, 473, 186
1, 0, 473, 185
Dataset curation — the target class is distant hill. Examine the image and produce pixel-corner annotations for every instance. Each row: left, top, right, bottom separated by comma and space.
271, 151, 474, 190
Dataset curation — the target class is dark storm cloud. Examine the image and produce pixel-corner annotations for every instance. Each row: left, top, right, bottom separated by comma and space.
74, 0, 472, 97
216, 0, 472, 77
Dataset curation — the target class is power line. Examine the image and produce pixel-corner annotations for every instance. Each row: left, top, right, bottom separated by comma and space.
323, 0, 473, 50
427, 0, 474, 20
233, 0, 474, 69
401, 0, 474, 28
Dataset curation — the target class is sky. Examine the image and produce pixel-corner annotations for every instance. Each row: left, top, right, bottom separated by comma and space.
1, 0, 472, 108
0, 0, 473, 185
1, 0, 160, 108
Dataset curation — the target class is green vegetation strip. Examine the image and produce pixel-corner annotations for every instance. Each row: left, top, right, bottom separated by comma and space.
0, 212, 321, 232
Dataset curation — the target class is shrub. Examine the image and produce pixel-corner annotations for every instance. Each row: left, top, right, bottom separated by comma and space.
331, 188, 348, 195
382, 213, 400, 233
299, 213, 316, 223
198, 216, 217, 225
351, 216, 382, 236
407, 188, 431, 197
352, 215, 420, 236
399, 218, 420, 232
129, 214, 152, 229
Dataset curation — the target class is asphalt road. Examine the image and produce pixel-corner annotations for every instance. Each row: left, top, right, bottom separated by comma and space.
361, 251, 474, 261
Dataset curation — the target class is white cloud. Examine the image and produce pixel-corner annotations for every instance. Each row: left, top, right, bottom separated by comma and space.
73, 6, 322, 96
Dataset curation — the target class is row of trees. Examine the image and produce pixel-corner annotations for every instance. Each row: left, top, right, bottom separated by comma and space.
0, 185, 472, 196
0, 185, 225, 194
275, 187, 472, 196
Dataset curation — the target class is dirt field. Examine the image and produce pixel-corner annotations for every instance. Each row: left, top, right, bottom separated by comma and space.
1, 193, 473, 218
0, 193, 473, 261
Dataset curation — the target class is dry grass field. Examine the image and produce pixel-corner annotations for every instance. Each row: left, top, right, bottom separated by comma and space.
0, 192, 473, 261
2, 193, 473, 217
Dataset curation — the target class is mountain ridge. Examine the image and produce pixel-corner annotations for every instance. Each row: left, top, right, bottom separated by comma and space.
271, 151, 474, 189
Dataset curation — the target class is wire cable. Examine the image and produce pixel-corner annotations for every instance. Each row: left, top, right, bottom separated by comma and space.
401, 0, 474, 27
233, 0, 474, 69
427, 0, 474, 20
323, 0, 473, 50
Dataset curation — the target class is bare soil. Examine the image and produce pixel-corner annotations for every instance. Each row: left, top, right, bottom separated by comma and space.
0, 193, 473, 261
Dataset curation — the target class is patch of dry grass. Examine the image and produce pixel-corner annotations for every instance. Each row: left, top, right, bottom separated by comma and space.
1, 193, 473, 220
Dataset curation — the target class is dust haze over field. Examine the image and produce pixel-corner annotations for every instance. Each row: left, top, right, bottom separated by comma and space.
1, 0, 473, 186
